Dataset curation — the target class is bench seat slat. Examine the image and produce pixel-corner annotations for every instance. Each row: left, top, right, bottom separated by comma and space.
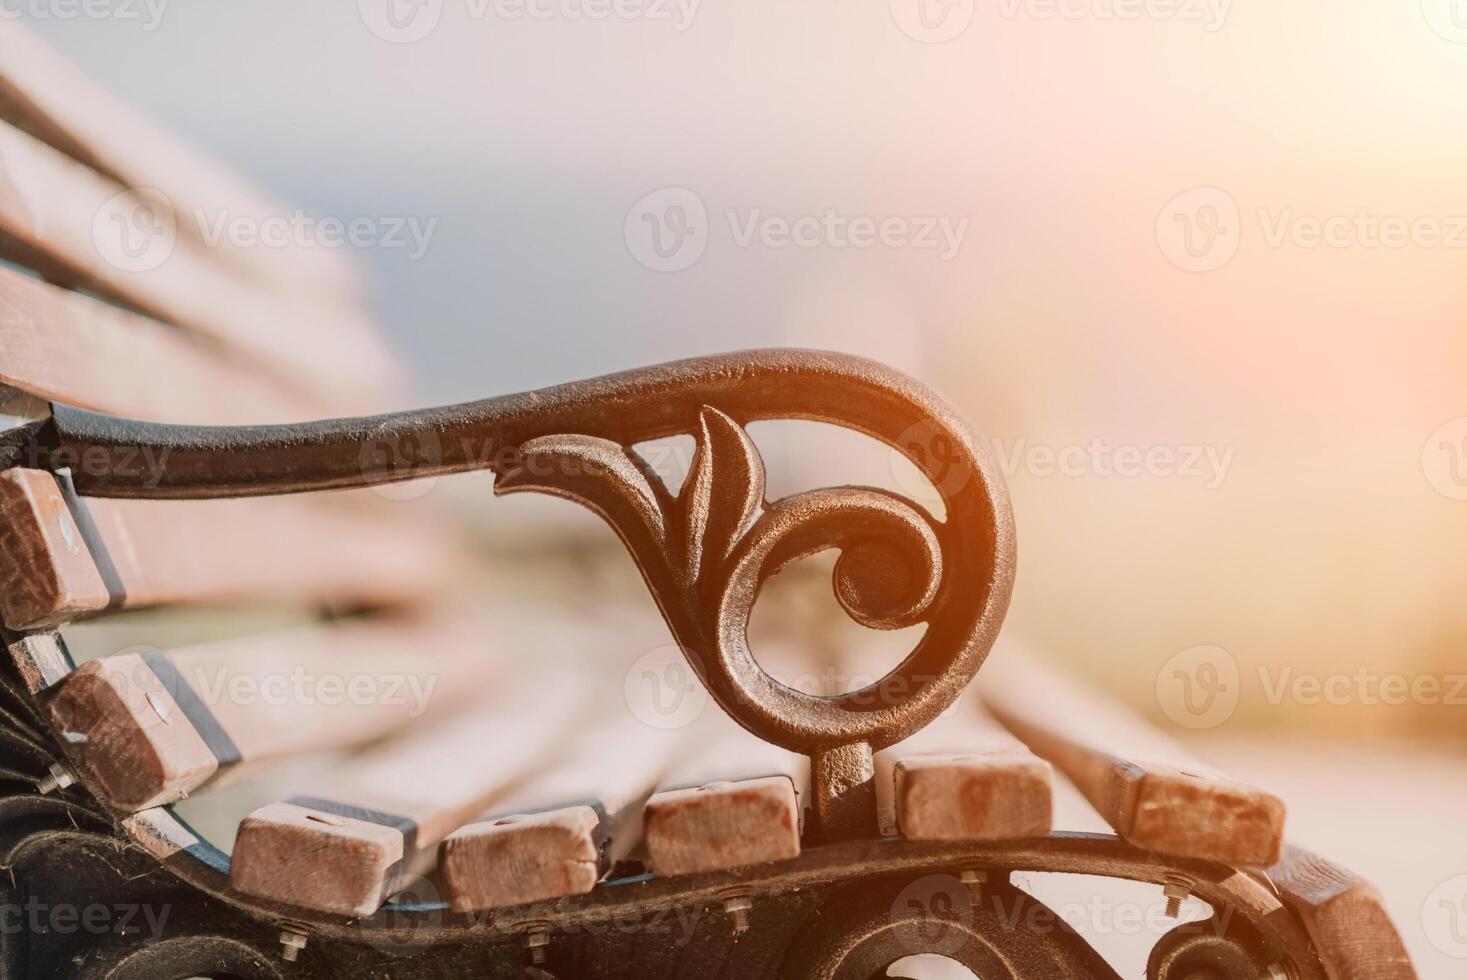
642, 718, 807, 878
875, 699, 1053, 842
0, 118, 398, 408
978, 641, 1286, 867
1267, 847, 1416, 980
440, 716, 678, 911
43, 612, 495, 812
230, 669, 593, 916
0, 266, 325, 423
0, 468, 455, 630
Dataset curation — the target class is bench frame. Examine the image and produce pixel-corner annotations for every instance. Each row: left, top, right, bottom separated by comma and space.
0, 349, 1399, 978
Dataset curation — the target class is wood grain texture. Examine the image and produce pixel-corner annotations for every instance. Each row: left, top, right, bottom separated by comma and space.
875, 699, 1053, 842
0, 469, 458, 630
0, 266, 327, 423
1268, 847, 1417, 980
0, 20, 362, 300
440, 716, 678, 911
978, 641, 1286, 867
643, 718, 807, 878
0, 117, 399, 409
43, 612, 496, 812
231, 670, 592, 916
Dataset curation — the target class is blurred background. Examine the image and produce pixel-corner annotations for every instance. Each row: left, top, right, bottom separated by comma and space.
23, 2, 1467, 973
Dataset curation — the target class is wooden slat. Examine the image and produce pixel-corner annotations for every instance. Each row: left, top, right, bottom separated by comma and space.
42, 612, 494, 813
230, 669, 592, 916
0, 118, 399, 409
0, 468, 456, 630
0, 266, 326, 423
978, 641, 1286, 867
0, 20, 361, 300
440, 715, 678, 911
1268, 847, 1416, 980
875, 698, 1053, 842
643, 718, 807, 878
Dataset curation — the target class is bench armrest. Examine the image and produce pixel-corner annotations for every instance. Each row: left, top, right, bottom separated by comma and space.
9, 348, 1015, 842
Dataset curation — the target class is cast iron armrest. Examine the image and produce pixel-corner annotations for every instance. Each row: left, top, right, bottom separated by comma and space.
7, 348, 1015, 843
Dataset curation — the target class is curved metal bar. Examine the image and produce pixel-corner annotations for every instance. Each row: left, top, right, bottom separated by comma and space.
23, 349, 1016, 841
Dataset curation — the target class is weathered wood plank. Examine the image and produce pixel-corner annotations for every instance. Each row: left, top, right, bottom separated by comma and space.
978, 642, 1285, 867
0, 468, 455, 630
230, 670, 592, 916
1268, 847, 1416, 980
875, 699, 1053, 842
0, 118, 399, 409
0, 266, 326, 423
0, 20, 362, 299
643, 718, 807, 878
43, 612, 494, 812
440, 716, 677, 911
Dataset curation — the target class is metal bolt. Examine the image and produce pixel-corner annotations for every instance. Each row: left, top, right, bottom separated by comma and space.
1263, 963, 1290, 980
721, 891, 753, 934
278, 929, 308, 962
525, 924, 551, 964
959, 868, 987, 905
1162, 875, 1192, 918
36, 763, 74, 795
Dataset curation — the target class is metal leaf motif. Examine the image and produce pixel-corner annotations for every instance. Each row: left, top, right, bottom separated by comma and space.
493, 433, 670, 562
680, 407, 765, 586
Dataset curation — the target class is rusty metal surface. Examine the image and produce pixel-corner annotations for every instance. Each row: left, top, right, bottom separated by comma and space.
15, 349, 1016, 842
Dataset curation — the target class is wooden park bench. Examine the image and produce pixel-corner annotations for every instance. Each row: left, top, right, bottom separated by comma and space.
0, 23, 1418, 980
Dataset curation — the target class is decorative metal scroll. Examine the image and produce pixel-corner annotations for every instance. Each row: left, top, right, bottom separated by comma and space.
12, 349, 1015, 842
